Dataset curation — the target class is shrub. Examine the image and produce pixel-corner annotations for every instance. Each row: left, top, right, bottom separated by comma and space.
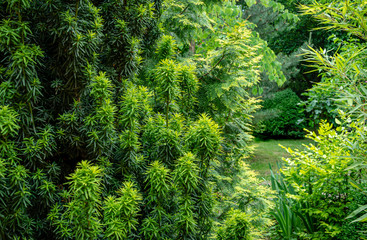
270, 120, 367, 239
253, 88, 306, 138
299, 82, 338, 130
217, 209, 251, 240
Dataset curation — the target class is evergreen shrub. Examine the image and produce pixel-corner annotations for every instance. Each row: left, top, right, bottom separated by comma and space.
253, 88, 306, 138
0, 0, 284, 238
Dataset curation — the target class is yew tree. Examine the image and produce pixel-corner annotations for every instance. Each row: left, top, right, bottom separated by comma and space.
0, 0, 287, 239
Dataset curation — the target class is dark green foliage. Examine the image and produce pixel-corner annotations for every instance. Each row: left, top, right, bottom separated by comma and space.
0, 0, 285, 239
254, 89, 306, 138
299, 82, 338, 129
100, 0, 157, 80
241, 0, 351, 108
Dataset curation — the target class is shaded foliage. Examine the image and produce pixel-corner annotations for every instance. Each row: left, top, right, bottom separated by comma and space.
253, 89, 306, 139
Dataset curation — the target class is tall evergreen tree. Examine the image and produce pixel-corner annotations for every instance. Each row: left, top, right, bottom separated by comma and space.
0, 0, 286, 238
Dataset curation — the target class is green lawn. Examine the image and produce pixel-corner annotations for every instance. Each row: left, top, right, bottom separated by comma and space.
249, 138, 315, 178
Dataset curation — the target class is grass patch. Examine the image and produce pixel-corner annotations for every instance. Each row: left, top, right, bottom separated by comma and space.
249, 138, 314, 178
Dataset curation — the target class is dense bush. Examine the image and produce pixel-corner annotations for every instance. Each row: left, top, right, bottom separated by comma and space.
270, 120, 367, 239
0, 0, 288, 238
268, 1, 367, 239
253, 88, 306, 138
299, 82, 338, 130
